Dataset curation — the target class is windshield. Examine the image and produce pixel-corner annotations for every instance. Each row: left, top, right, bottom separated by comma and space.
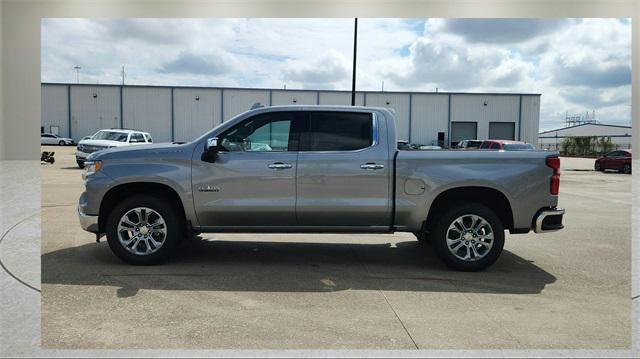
503, 143, 535, 150
93, 131, 128, 142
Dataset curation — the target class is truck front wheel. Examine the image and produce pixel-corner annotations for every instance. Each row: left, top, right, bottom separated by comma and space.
413, 231, 431, 245
105, 195, 183, 265
431, 202, 505, 271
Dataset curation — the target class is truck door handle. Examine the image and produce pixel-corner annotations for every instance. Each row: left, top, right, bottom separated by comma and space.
268, 162, 292, 169
360, 163, 385, 170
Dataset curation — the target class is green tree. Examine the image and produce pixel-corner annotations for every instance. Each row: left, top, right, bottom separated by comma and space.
598, 136, 614, 154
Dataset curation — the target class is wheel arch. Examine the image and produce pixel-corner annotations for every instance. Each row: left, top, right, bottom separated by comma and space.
425, 186, 514, 232
98, 182, 186, 233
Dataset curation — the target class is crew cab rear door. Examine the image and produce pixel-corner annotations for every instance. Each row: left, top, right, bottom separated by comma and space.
295, 111, 391, 228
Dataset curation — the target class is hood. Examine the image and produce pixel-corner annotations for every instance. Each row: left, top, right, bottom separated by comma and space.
79, 139, 129, 147
89, 142, 191, 161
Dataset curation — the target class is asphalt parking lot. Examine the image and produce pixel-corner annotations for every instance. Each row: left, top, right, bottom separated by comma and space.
40, 145, 631, 349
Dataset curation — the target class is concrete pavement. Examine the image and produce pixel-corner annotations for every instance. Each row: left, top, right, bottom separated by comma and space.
27, 147, 633, 349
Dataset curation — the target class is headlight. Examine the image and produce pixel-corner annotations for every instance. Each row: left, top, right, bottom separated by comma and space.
83, 160, 102, 179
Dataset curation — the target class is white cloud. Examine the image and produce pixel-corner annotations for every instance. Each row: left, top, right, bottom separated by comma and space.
282, 50, 351, 89
41, 18, 631, 129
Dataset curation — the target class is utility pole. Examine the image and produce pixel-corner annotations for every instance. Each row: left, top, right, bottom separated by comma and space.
73, 66, 81, 84
121, 65, 125, 85
381, 80, 384, 92
351, 18, 358, 106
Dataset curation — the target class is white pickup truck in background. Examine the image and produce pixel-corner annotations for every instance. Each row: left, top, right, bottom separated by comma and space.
75, 129, 153, 168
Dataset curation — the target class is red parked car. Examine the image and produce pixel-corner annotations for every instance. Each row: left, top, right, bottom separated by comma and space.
594, 149, 632, 174
479, 139, 535, 151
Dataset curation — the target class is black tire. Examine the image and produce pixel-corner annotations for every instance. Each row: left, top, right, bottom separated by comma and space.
105, 195, 184, 265
59, 140, 65, 146
431, 202, 505, 271
594, 161, 602, 171
413, 231, 431, 245
76, 160, 85, 169
623, 163, 631, 174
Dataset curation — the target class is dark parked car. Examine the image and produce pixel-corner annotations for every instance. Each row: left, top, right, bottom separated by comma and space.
480, 140, 535, 151
595, 150, 632, 174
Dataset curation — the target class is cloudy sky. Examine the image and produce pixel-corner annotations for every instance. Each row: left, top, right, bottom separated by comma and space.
41, 18, 631, 130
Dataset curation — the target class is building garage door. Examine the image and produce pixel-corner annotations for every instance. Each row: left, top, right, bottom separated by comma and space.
489, 122, 515, 140
451, 122, 477, 146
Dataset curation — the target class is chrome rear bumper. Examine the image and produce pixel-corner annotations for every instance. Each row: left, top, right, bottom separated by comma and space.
533, 207, 565, 233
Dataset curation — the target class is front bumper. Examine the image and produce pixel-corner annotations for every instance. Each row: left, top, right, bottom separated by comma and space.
75, 151, 89, 160
78, 207, 99, 233
533, 207, 565, 233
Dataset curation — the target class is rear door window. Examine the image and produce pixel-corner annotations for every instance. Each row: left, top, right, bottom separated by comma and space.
480, 141, 491, 149
130, 133, 145, 143
304, 112, 373, 151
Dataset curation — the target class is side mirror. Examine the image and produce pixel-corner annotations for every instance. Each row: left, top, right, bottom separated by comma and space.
202, 137, 222, 163
205, 137, 219, 152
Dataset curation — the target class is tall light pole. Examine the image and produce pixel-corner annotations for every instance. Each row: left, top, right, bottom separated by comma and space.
351, 18, 358, 106
73, 66, 81, 84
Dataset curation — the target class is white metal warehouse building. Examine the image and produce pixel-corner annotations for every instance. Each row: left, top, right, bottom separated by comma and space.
41, 83, 541, 147
538, 123, 633, 151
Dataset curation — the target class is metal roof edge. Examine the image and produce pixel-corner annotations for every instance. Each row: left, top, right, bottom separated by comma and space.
538, 122, 633, 135
41, 82, 542, 97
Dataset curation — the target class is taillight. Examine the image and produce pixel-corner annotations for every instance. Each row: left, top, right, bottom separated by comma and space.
546, 156, 560, 195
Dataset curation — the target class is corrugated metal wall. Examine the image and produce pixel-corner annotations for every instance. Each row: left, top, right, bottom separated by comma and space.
365, 92, 411, 141
123, 87, 172, 142
318, 92, 365, 106
70, 86, 121, 141
410, 94, 449, 145
223, 89, 269, 121
451, 94, 520, 142
44, 84, 540, 146
173, 88, 222, 142
271, 90, 317, 105
521, 95, 541, 147
41, 84, 69, 137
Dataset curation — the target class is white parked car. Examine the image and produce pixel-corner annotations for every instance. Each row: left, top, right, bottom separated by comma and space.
41, 133, 74, 146
419, 145, 442, 150
75, 129, 153, 168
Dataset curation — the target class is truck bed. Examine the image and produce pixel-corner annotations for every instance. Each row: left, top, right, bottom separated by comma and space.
393, 149, 559, 232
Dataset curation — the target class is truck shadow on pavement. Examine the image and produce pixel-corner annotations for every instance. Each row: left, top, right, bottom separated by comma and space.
42, 238, 556, 298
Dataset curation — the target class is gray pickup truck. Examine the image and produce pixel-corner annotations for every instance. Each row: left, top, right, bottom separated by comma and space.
78, 105, 564, 271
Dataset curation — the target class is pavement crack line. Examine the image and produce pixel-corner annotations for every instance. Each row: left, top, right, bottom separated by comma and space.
349, 244, 419, 349
0, 213, 41, 293
42, 204, 75, 208
454, 280, 524, 347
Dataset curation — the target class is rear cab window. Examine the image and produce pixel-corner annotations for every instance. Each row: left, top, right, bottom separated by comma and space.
302, 111, 373, 151
130, 133, 145, 143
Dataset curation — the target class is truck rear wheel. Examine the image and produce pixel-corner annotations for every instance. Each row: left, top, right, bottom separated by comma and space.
431, 202, 505, 271
105, 195, 183, 265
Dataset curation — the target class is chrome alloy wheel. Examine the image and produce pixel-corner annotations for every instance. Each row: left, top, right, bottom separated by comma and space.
446, 214, 494, 262
117, 207, 167, 256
